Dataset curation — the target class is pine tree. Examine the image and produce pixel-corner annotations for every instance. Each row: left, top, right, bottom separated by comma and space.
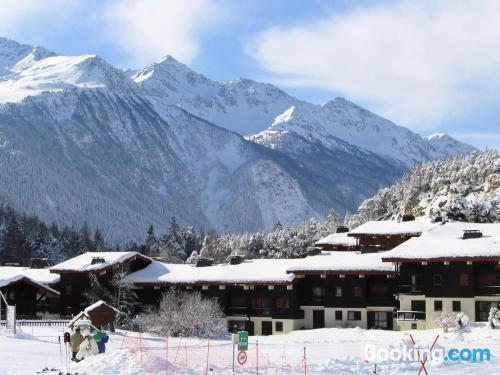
94, 228, 105, 252
1, 218, 29, 265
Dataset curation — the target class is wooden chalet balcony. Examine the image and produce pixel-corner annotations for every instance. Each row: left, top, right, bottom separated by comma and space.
226, 306, 248, 316
476, 286, 500, 296
397, 284, 424, 295
395, 310, 426, 322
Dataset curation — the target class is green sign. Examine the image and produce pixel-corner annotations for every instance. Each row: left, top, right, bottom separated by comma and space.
237, 331, 248, 350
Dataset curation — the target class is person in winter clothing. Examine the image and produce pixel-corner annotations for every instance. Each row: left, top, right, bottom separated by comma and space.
70, 328, 84, 361
93, 331, 109, 353
76, 328, 99, 361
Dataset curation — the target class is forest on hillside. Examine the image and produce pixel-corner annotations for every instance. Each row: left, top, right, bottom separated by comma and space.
1, 150, 497, 266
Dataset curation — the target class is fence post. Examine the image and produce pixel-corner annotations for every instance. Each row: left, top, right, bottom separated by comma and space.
120, 331, 127, 350
165, 331, 169, 375
139, 331, 143, 365
256, 340, 259, 375
205, 337, 210, 375
303, 347, 307, 375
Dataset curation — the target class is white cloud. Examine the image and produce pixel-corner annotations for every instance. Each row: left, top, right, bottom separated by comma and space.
0, 0, 78, 40
250, 0, 500, 129
102, 0, 221, 67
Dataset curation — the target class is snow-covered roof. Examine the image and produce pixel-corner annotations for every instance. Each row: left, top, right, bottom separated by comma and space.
0, 267, 59, 285
126, 258, 298, 285
316, 232, 357, 246
50, 252, 151, 273
286, 251, 395, 274
382, 221, 500, 261
0, 267, 60, 296
348, 219, 439, 236
127, 252, 395, 285
85, 300, 120, 314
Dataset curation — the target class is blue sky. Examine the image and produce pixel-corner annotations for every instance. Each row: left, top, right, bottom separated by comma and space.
1, 0, 499, 150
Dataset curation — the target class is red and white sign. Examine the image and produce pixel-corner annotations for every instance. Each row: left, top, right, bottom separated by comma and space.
237, 350, 247, 365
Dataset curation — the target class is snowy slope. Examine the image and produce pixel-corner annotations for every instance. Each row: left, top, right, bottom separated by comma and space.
3, 325, 500, 374
250, 99, 476, 168
350, 151, 500, 225
133, 56, 475, 168
134, 55, 297, 136
426, 132, 477, 158
0, 37, 54, 77
0, 37, 478, 242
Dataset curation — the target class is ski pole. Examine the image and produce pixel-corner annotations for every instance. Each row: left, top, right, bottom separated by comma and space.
58, 336, 64, 374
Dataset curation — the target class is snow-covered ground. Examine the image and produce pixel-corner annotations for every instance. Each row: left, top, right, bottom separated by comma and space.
1, 324, 500, 374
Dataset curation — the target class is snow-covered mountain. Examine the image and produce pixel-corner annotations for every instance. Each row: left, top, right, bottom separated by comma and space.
425, 133, 477, 158
132, 56, 475, 168
0, 37, 477, 241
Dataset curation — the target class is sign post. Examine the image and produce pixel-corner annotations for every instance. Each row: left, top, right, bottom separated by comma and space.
6, 304, 16, 333
232, 331, 248, 372
237, 331, 248, 351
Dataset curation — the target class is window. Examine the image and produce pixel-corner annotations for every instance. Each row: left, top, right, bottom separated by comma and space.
312, 287, 325, 301
335, 286, 343, 297
369, 286, 388, 297
275, 298, 290, 309
229, 296, 245, 307
411, 300, 426, 312
478, 274, 497, 286
452, 301, 461, 312
275, 321, 283, 332
434, 300, 443, 311
252, 298, 272, 308
251, 298, 263, 308
348, 311, 361, 321
374, 312, 388, 329
433, 274, 443, 286
458, 273, 470, 287
335, 311, 343, 320
65, 285, 72, 296
353, 287, 363, 297
477, 301, 500, 321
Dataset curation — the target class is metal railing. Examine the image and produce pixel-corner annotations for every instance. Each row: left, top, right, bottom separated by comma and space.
395, 310, 426, 322
1, 319, 70, 327
397, 284, 424, 294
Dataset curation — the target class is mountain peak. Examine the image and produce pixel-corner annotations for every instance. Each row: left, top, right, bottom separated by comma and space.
0, 36, 54, 76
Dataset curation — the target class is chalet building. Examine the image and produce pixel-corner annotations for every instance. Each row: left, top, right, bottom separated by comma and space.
286, 252, 395, 330
125, 251, 396, 335
382, 222, 500, 330
315, 226, 358, 251
10, 217, 495, 336
49, 252, 151, 316
347, 218, 438, 250
0, 267, 60, 318
126, 258, 303, 336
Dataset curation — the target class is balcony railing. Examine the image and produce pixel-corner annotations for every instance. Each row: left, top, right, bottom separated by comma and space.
395, 310, 426, 322
226, 307, 248, 316
476, 286, 500, 296
397, 284, 424, 294
250, 308, 273, 317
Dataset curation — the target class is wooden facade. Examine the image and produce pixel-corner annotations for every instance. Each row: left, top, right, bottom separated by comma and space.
54, 256, 151, 316
0, 278, 59, 318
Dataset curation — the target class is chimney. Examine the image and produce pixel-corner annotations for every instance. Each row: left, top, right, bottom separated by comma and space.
463, 230, 482, 239
336, 226, 349, 233
229, 255, 245, 265
402, 214, 415, 222
91, 257, 105, 265
196, 258, 214, 267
